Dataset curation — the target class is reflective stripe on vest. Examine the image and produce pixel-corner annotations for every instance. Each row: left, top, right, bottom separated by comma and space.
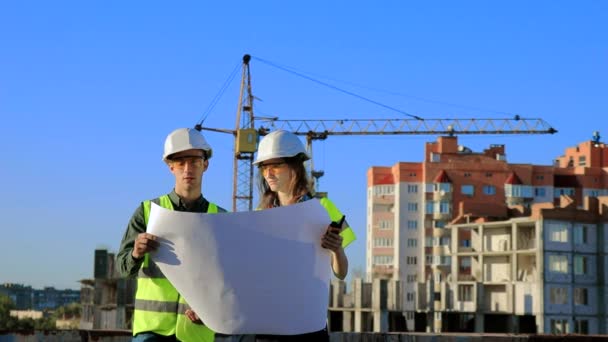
319, 197, 356, 248
133, 195, 219, 337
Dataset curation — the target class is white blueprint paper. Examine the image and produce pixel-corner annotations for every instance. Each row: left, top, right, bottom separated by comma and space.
146, 199, 332, 335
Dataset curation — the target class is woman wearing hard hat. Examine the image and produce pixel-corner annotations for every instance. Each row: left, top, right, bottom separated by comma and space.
215, 129, 356, 342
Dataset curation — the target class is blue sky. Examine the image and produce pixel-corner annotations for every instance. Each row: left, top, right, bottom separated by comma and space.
0, 1, 606, 290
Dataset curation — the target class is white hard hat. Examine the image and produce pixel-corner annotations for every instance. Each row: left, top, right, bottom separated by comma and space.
163, 128, 213, 161
253, 130, 310, 165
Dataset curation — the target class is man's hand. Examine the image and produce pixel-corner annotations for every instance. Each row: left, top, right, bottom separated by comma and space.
185, 309, 204, 325
132, 233, 159, 259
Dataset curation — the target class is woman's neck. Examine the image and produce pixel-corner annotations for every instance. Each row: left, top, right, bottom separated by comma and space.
277, 191, 294, 206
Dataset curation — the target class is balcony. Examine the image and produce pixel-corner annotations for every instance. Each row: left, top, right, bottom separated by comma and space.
432, 190, 452, 201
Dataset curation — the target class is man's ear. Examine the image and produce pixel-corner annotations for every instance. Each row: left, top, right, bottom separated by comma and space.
202, 159, 209, 172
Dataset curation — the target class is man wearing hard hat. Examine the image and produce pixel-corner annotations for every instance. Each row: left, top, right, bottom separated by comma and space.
116, 128, 226, 342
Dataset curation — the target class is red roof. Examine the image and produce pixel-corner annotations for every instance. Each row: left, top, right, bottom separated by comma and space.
374, 173, 394, 185
434, 170, 451, 183
505, 172, 523, 185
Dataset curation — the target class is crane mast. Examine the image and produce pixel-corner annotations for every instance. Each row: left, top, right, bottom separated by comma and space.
232, 54, 256, 212
197, 55, 558, 212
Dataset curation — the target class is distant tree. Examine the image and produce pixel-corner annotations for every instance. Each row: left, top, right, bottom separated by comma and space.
0, 294, 16, 329
34, 316, 55, 330
55, 302, 81, 319
16, 317, 35, 330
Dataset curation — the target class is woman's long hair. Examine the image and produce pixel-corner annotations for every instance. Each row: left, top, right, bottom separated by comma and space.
257, 155, 311, 209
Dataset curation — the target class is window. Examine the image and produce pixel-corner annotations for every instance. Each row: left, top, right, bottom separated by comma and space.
549, 255, 568, 274
579, 156, 586, 167
406, 256, 417, 265
373, 238, 393, 247
483, 185, 496, 195
407, 202, 418, 212
435, 183, 451, 193
459, 257, 471, 274
425, 201, 434, 214
464, 172, 471, 178
458, 285, 473, 302
407, 292, 415, 301
574, 255, 588, 275
554, 187, 575, 198
407, 239, 417, 247
485, 172, 493, 177
434, 220, 446, 228
373, 185, 394, 196
407, 220, 418, 230
373, 255, 393, 265
550, 287, 567, 304
534, 187, 546, 197
548, 224, 568, 243
407, 274, 417, 283
378, 220, 392, 230
461, 185, 474, 196
439, 201, 451, 213
440, 236, 450, 246
536, 175, 544, 180
433, 256, 452, 265
551, 319, 569, 334
574, 287, 588, 305
574, 225, 588, 245
574, 320, 589, 334
430, 153, 440, 162
505, 184, 533, 197
407, 184, 418, 193
461, 239, 471, 247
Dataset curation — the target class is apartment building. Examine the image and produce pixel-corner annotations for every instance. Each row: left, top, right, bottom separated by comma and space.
366, 135, 608, 333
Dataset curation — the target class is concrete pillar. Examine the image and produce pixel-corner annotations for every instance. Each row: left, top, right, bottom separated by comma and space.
372, 278, 388, 332
475, 312, 484, 332
475, 281, 485, 332
353, 278, 363, 332
342, 311, 353, 332
510, 314, 519, 333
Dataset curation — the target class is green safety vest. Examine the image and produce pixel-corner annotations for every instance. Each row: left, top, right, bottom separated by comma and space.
318, 197, 356, 248
133, 195, 217, 342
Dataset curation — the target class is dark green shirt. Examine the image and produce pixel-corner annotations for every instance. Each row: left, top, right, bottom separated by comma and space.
116, 190, 227, 277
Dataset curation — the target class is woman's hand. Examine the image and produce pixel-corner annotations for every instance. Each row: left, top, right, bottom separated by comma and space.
321, 225, 343, 252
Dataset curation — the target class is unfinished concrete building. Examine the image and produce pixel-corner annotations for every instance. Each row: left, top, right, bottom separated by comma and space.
79, 249, 135, 330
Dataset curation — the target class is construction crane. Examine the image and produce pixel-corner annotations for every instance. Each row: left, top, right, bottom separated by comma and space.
196, 54, 558, 212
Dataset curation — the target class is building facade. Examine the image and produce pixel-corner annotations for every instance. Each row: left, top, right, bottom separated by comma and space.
366, 135, 608, 333
0, 283, 80, 311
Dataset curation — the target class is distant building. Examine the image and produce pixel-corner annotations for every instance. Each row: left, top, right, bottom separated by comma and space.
79, 249, 135, 330
0, 283, 80, 311
9, 309, 43, 320
366, 135, 608, 333
0, 283, 33, 309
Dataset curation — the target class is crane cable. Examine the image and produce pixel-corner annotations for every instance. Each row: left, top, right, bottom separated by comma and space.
252, 56, 424, 120
196, 60, 241, 127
